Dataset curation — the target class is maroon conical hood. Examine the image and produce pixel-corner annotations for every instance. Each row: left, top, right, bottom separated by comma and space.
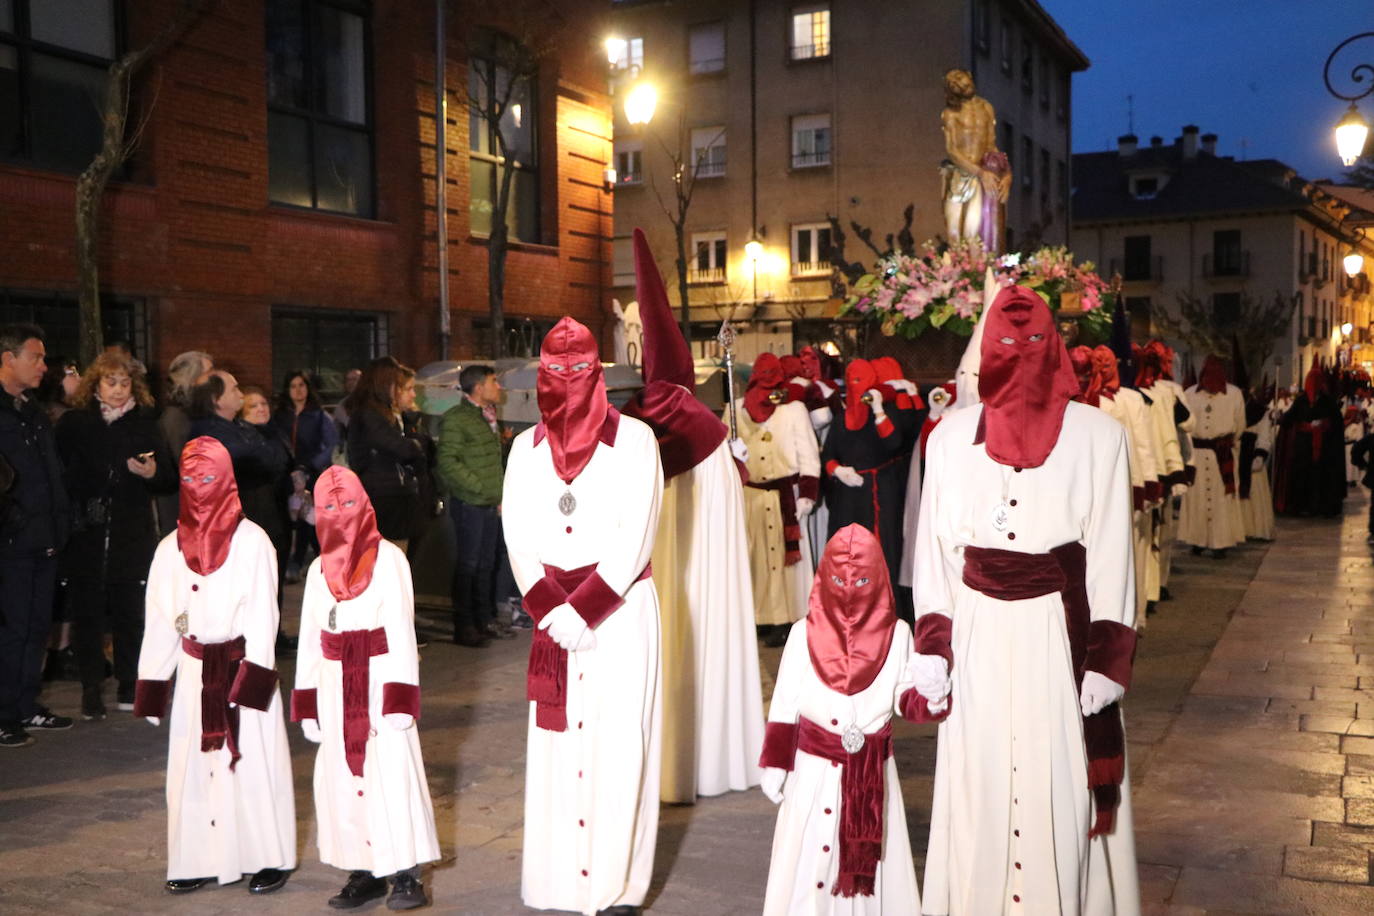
634, 228, 695, 391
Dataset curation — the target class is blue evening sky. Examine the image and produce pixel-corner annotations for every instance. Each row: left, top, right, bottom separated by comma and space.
1038, 1, 1372, 181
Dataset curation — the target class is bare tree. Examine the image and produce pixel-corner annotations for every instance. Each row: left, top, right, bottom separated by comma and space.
75, 0, 213, 366
642, 111, 723, 344
1152, 290, 1299, 380
460, 7, 564, 358
825, 204, 916, 295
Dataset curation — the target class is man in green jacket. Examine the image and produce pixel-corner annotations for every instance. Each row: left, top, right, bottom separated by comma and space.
436, 365, 507, 647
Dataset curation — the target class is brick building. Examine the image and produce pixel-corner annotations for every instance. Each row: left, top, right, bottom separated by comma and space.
0, 0, 612, 397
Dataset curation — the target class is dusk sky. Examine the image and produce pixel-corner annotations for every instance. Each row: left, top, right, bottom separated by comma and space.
1038, 0, 1372, 182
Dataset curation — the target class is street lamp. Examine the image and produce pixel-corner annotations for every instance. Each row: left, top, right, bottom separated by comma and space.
624, 82, 657, 126
745, 236, 763, 310
1343, 321, 1355, 336
1345, 251, 1365, 277
1323, 33, 1374, 166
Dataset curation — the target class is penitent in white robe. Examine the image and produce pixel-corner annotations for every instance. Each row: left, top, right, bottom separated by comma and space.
1240, 413, 1276, 541
295, 540, 440, 877
138, 522, 296, 885
733, 399, 822, 625
505, 414, 664, 916
1178, 384, 1247, 550
762, 619, 922, 915
916, 402, 1140, 916
657, 439, 765, 803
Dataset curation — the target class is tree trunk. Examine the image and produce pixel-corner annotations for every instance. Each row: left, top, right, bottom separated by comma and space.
674, 221, 691, 351
487, 150, 520, 358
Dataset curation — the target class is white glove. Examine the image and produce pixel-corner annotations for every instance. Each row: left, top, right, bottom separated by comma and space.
145, 717, 161, 726
1252, 456, 1264, 471
906, 654, 951, 704
760, 766, 787, 804
888, 378, 918, 395
864, 387, 886, 412
301, 718, 323, 743
729, 438, 749, 463
1171, 483, 1188, 498
384, 713, 415, 731
833, 465, 864, 487
796, 497, 815, 518
809, 406, 833, 432
1080, 671, 1126, 717
539, 603, 597, 652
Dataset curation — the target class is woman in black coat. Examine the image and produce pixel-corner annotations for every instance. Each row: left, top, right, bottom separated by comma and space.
271, 370, 336, 578
56, 353, 174, 720
345, 357, 429, 550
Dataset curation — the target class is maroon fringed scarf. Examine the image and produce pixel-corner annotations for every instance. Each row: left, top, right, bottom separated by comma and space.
1192, 434, 1237, 495
527, 563, 652, 731
745, 475, 802, 565
797, 718, 892, 897
181, 635, 245, 770
321, 627, 389, 778
961, 542, 1136, 837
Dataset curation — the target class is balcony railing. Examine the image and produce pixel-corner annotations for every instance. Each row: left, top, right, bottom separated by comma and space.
688, 266, 726, 284
692, 151, 726, 178
789, 41, 830, 61
1109, 255, 1163, 283
791, 260, 832, 277
689, 57, 725, 75
791, 150, 830, 169
1202, 251, 1250, 278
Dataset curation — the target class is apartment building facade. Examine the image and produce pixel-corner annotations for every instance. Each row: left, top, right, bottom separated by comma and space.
0, 0, 612, 395
607, 0, 1086, 360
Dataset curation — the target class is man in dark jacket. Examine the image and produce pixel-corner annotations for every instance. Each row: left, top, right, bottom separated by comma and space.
0, 324, 74, 747
436, 364, 506, 647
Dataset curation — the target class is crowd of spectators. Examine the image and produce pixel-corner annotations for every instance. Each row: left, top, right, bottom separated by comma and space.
0, 322, 518, 749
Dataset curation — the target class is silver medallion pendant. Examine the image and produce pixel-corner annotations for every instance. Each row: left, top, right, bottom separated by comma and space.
558, 490, 577, 516
174, 612, 188, 636
991, 500, 1011, 532
841, 723, 866, 754
328, 607, 337, 630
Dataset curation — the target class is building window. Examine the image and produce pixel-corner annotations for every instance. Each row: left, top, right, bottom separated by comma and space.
1123, 236, 1152, 281
789, 3, 830, 61
1131, 176, 1159, 199
688, 21, 725, 75
1056, 69, 1069, 121
607, 36, 643, 73
690, 230, 727, 283
267, 0, 374, 217
1020, 39, 1033, 94
615, 139, 642, 186
791, 222, 832, 275
1039, 148, 1050, 203
0, 288, 145, 364
999, 18, 1011, 75
1211, 229, 1244, 276
0, 0, 118, 172
690, 126, 726, 178
271, 306, 386, 401
1021, 137, 1033, 190
612, 236, 634, 286
1212, 292, 1241, 326
974, 0, 991, 53
468, 32, 540, 243
472, 315, 557, 358
1039, 55, 1050, 108
790, 113, 831, 168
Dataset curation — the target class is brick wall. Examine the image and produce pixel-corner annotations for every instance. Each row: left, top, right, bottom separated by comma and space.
0, 0, 612, 388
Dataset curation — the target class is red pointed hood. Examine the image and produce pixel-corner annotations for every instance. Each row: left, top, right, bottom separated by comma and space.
314, 466, 382, 602
176, 436, 243, 576
844, 359, 879, 430
537, 317, 610, 484
1199, 354, 1228, 395
799, 346, 823, 381
807, 524, 897, 696
744, 353, 785, 423
871, 356, 921, 410
1070, 345, 1101, 407
976, 285, 1079, 469
1092, 345, 1122, 398
1135, 340, 1167, 389
1304, 361, 1327, 403
633, 228, 695, 391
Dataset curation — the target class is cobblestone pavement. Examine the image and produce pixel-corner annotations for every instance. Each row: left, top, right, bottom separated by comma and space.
3, 496, 1373, 913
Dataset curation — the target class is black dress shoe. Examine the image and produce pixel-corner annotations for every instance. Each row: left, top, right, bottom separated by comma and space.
248, 868, 288, 894
596, 906, 641, 915
453, 627, 491, 648
1159, 586, 1173, 602
330, 871, 389, 909
1212, 548, 1228, 560
1145, 600, 1157, 618
1190, 545, 1204, 556
386, 871, 428, 910
165, 877, 212, 894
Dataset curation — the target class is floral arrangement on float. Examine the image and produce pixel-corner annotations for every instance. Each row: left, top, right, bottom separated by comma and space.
839, 237, 1117, 342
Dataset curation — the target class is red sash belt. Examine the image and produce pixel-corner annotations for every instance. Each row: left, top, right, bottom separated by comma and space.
1298, 421, 1326, 463
321, 627, 389, 778
856, 455, 904, 546
181, 635, 245, 770
961, 542, 1130, 837
747, 474, 802, 565
1192, 434, 1237, 495
527, 562, 652, 732
797, 718, 893, 898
